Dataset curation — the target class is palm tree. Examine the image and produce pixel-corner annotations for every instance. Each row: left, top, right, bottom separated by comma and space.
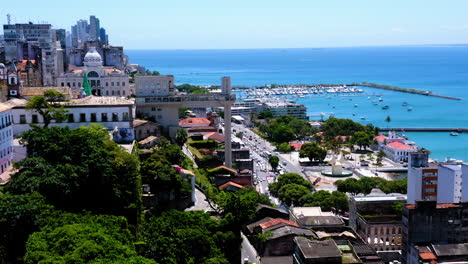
385, 115, 391, 129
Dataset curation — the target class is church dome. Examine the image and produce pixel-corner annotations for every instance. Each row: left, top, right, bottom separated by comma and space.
84, 47, 103, 67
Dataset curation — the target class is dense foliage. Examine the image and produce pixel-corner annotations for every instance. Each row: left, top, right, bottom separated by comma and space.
24, 213, 156, 264
7, 126, 142, 222
299, 142, 327, 162
321, 117, 377, 139
0, 193, 53, 262
176, 84, 211, 94
269, 173, 312, 198
335, 177, 407, 195
258, 116, 316, 143
299, 190, 349, 212
140, 210, 233, 264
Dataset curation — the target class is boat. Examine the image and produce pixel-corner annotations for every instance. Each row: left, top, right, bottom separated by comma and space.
354, 104, 358, 107
402, 102, 408, 106
382, 105, 389, 109
407, 107, 413, 111
450, 132, 459, 136
379, 97, 383, 101
360, 117, 366, 120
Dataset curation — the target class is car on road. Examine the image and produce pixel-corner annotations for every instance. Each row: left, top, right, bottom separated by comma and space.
282, 161, 287, 165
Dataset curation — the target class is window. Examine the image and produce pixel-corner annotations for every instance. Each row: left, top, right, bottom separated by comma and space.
123, 90, 126, 96
112, 91, 115, 95
151, 107, 156, 111
80, 113, 86, 122
88, 71, 99, 78
61, 82, 64, 87
117, 90, 120, 96
91, 113, 97, 122
78, 82, 81, 87
111, 82, 114, 86
97, 80, 101, 87
106, 91, 109, 96
122, 112, 129, 121
32, 114, 38, 123
19, 115, 26, 124
101, 113, 108, 122
67, 82, 70, 87
68, 114, 74, 123
106, 82, 109, 86
117, 82, 120, 86
72, 82, 75, 87
122, 82, 125, 86
112, 113, 119, 122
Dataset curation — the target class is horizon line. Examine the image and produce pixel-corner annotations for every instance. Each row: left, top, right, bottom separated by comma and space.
123, 43, 468, 51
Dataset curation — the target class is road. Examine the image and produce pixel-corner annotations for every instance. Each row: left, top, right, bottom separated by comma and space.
241, 231, 259, 264
231, 123, 306, 206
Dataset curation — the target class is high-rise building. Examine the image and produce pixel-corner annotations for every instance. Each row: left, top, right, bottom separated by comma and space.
402, 200, 468, 263
407, 152, 439, 204
76, 19, 89, 45
89, 16, 100, 41
99, 28, 107, 45
71, 25, 78, 48
437, 164, 468, 203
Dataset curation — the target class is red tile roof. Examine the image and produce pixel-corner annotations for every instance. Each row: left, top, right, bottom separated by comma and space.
187, 126, 217, 131
387, 141, 413, 150
179, 117, 211, 127
259, 218, 300, 230
289, 142, 302, 150
211, 165, 237, 174
419, 252, 437, 260
219, 181, 245, 190
203, 132, 225, 143
375, 134, 386, 143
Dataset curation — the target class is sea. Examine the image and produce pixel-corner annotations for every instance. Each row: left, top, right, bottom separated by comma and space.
126, 46, 468, 161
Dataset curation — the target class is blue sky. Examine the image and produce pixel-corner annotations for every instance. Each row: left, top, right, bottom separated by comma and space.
1, 0, 467, 49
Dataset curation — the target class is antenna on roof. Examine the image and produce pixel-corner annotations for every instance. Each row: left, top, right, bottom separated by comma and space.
7, 14, 11, 25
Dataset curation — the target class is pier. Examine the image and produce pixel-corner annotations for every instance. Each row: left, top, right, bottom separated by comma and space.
352, 82, 462, 101
380, 127, 468, 132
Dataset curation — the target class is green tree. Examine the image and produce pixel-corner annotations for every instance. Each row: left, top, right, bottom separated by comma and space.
7, 126, 142, 222
0, 193, 54, 263
140, 210, 232, 264
269, 173, 311, 197
351, 131, 373, 150
271, 124, 295, 143
320, 117, 366, 138
299, 142, 327, 163
268, 155, 280, 171
278, 142, 293, 153
385, 115, 391, 128
235, 132, 244, 139
277, 184, 310, 206
25, 90, 68, 128
257, 110, 273, 119
24, 214, 156, 264
377, 151, 386, 163
175, 128, 188, 147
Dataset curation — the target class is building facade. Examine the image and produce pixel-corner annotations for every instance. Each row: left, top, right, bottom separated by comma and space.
349, 191, 406, 251
7, 96, 135, 141
57, 47, 129, 96
402, 201, 468, 264
0, 103, 13, 181
407, 153, 439, 204
437, 164, 468, 204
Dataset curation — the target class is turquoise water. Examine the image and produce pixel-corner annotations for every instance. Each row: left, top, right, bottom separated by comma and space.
126, 47, 468, 160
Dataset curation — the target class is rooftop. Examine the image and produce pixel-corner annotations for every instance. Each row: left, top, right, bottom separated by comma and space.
68, 96, 134, 106
260, 256, 293, 264
179, 117, 211, 127
291, 206, 335, 217
294, 237, 341, 259
218, 181, 245, 190
386, 141, 414, 150
0, 102, 13, 112
440, 164, 462, 171
375, 134, 386, 143
259, 218, 299, 230
433, 243, 468, 257
268, 226, 313, 240
20, 87, 72, 97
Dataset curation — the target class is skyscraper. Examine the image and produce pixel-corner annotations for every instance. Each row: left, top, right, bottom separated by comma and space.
89, 16, 100, 41
76, 19, 89, 45
99, 28, 107, 45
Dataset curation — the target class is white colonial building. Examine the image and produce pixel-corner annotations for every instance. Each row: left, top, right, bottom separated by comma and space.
375, 131, 418, 162
7, 96, 135, 141
56, 47, 130, 97
0, 103, 14, 183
